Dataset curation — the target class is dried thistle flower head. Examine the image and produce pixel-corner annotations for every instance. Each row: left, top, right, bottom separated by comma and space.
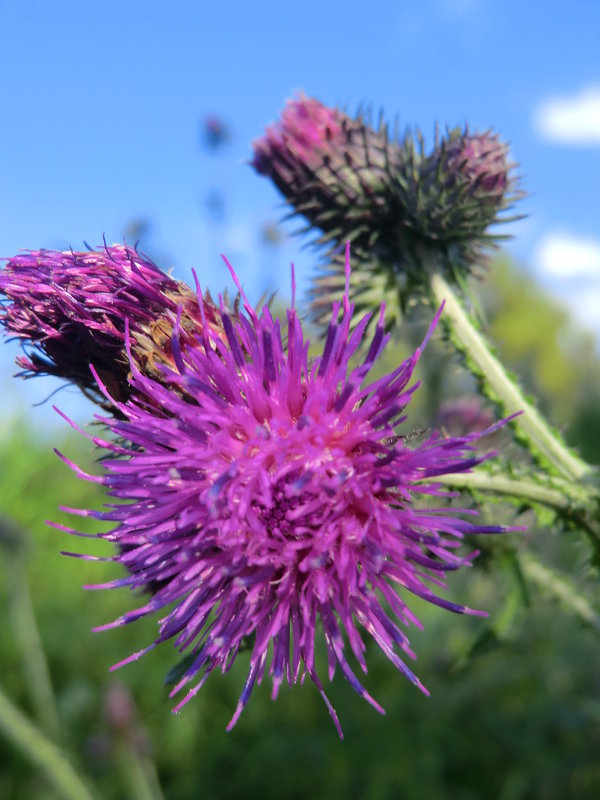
0, 244, 226, 406
55, 247, 512, 737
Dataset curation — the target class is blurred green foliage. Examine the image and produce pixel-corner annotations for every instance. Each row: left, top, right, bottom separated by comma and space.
1, 256, 600, 799
482, 259, 600, 464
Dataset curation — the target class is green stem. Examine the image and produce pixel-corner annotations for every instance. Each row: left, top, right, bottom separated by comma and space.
0, 687, 96, 800
115, 742, 165, 800
8, 553, 61, 739
419, 469, 600, 630
421, 469, 600, 547
424, 471, 582, 513
518, 552, 600, 634
429, 271, 593, 482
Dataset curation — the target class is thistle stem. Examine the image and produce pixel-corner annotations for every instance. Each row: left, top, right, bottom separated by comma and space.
423, 471, 580, 512
518, 552, 600, 634
429, 271, 593, 482
0, 687, 96, 800
422, 469, 600, 547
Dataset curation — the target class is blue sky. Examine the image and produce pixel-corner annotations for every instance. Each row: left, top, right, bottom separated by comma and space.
1, 0, 599, 429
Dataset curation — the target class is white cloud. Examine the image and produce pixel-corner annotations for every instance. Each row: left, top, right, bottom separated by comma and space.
534, 85, 600, 146
567, 286, 600, 333
534, 232, 600, 279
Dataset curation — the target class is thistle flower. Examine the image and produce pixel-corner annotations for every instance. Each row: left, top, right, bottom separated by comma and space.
56, 247, 511, 737
0, 244, 224, 405
438, 396, 496, 438
252, 94, 519, 327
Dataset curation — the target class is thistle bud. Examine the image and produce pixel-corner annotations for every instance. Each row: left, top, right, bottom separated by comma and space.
415, 128, 514, 240
253, 95, 520, 329
252, 93, 404, 249
447, 131, 509, 198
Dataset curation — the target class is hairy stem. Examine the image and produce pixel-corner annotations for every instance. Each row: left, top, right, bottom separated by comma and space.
422, 469, 600, 547
519, 552, 600, 634
424, 471, 581, 512
429, 271, 593, 482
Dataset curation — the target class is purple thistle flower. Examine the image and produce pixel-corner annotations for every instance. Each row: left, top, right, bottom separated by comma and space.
438, 396, 496, 438
0, 244, 225, 406
55, 246, 511, 737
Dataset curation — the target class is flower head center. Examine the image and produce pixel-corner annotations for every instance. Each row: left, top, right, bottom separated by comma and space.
254, 481, 301, 540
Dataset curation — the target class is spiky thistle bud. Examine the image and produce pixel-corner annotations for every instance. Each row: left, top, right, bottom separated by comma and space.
0, 244, 227, 406
252, 93, 404, 247
414, 128, 513, 240
252, 95, 520, 328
